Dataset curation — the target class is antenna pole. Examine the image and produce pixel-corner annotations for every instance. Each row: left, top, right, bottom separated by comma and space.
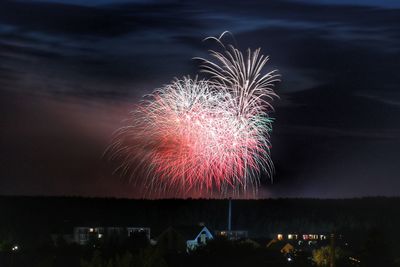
228, 198, 232, 231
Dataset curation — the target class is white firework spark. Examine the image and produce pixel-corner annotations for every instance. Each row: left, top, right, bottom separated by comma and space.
107, 32, 280, 196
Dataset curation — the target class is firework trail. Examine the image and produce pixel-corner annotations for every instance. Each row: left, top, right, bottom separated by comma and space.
107, 32, 280, 195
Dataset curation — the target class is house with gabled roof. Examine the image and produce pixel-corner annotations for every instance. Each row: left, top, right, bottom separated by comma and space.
156, 224, 214, 252
184, 225, 213, 251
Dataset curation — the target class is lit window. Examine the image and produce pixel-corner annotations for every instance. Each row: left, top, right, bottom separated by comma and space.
288, 234, 293, 239
89, 228, 94, 233
98, 234, 103, 238
277, 234, 283, 240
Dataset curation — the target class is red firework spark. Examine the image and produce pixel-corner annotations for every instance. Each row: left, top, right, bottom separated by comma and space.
107, 32, 280, 195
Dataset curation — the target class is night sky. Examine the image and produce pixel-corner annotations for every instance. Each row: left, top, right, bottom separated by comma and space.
0, 0, 399, 198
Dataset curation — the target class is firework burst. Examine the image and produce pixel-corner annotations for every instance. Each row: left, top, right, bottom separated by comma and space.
107, 32, 280, 195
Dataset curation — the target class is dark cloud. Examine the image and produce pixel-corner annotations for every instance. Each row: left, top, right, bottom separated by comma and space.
0, 1, 188, 36
0, 0, 399, 198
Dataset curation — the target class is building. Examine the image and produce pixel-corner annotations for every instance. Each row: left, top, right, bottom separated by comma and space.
214, 230, 248, 240
73, 226, 150, 245
74, 227, 103, 245
185, 225, 213, 250
127, 227, 151, 239
156, 225, 214, 252
275, 233, 328, 242
267, 239, 295, 255
156, 227, 187, 254
269, 232, 340, 254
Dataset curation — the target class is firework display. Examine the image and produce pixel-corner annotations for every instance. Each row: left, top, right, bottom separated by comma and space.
107, 32, 280, 194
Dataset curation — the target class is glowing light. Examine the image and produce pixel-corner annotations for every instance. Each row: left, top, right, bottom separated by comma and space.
107, 32, 279, 194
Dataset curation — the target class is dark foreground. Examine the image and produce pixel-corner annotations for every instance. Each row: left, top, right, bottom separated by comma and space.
0, 196, 399, 266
